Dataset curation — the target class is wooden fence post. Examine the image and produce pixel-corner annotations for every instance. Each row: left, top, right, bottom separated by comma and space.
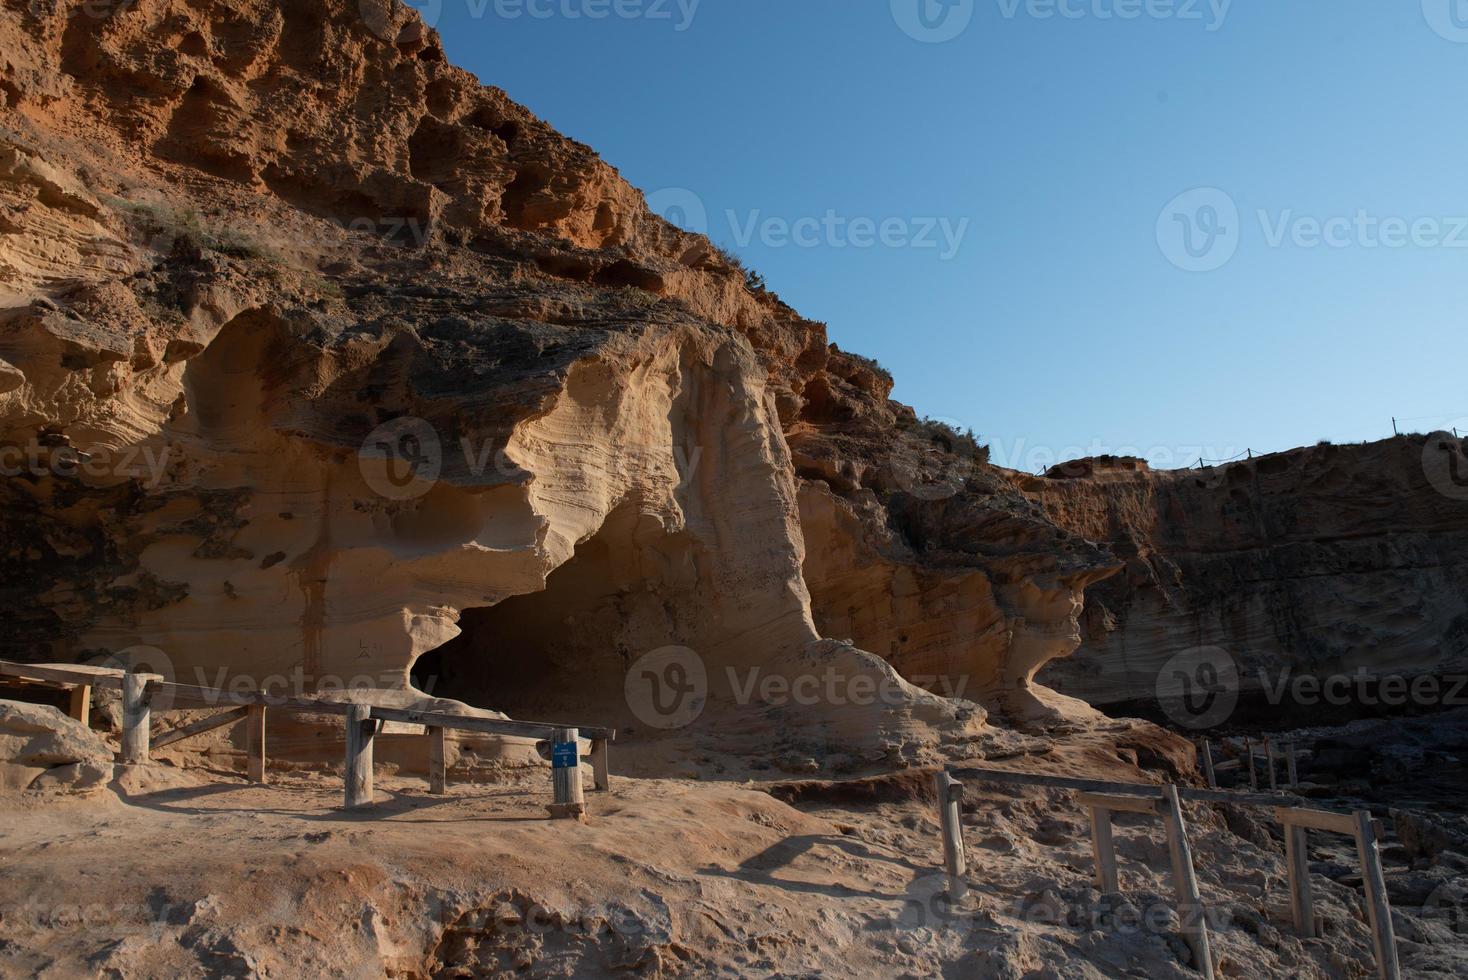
1353, 810, 1401, 980
1245, 738, 1258, 791
1285, 824, 1316, 937
590, 738, 611, 792
1200, 739, 1217, 789
121, 673, 151, 765
344, 704, 376, 809
547, 727, 585, 820
68, 684, 91, 725
1161, 785, 1215, 980
1286, 741, 1299, 788
1265, 738, 1279, 792
427, 726, 446, 795
1088, 803, 1120, 893
933, 771, 967, 901
246, 705, 267, 783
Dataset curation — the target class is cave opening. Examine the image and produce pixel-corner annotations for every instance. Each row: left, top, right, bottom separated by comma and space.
411, 503, 696, 730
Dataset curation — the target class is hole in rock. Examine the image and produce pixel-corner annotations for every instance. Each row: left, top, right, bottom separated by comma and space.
412, 504, 698, 731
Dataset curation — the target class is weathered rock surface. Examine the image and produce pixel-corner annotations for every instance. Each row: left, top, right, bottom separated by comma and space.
0, 0, 1119, 740
1019, 442, 1468, 715
0, 698, 110, 767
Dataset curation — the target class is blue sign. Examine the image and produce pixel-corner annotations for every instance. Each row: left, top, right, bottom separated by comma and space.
552, 742, 578, 769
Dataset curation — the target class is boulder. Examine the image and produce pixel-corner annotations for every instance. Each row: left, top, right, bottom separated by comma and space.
0, 700, 113, 769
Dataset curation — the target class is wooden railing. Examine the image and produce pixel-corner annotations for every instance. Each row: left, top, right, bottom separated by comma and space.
940, 766, 1401, 980
0, 661, 614, 819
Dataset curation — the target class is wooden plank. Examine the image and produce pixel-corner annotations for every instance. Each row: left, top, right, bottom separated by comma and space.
246, 705, 267, 784
1265, 738, 1279, 792
68, 684, 91, 725
152, 682, 359, 715
1286, 741, 1299, 788
1245, 738, 1258, 791
0, 660, 159, 692
1276, 806, 1357, 836
152, 706, 250, 750
1088, 804, 1120, 893
344, 704, 376, 809
934, 771, 967, 901
1161, 785, 1214, 980
1077, 792, 1159, 815
1179, 787, 1295, 806
427, 726, 446, 795
369, 705, 614, 742
547, 727, 586, 821
1353, 810, 1401, 980
589, 738, 610, 792
1285, 824, 1316, 938
120, 673, 151, 765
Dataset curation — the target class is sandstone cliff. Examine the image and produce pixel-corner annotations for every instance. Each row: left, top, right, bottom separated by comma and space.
1018, 440, 1468, 718
0, 0, 1117, 750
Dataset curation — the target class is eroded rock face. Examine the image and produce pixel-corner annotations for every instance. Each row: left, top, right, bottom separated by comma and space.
0, 0, 1117, 742
1020, 443, 1468, 714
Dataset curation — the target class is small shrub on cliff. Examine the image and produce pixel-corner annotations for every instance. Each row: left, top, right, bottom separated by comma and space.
911, 418, 990, 464
711, 242, 769, 294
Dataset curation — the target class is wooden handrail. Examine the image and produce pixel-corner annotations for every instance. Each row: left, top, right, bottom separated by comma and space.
367, 705, 615, 742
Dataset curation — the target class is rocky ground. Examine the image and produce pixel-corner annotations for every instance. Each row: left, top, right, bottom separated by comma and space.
2, 699, 1466, 978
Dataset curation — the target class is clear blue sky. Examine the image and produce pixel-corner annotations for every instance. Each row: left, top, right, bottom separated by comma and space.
422, 0, 1468, 471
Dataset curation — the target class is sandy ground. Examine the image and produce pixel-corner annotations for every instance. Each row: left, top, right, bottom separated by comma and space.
4, 718, 1462, 980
